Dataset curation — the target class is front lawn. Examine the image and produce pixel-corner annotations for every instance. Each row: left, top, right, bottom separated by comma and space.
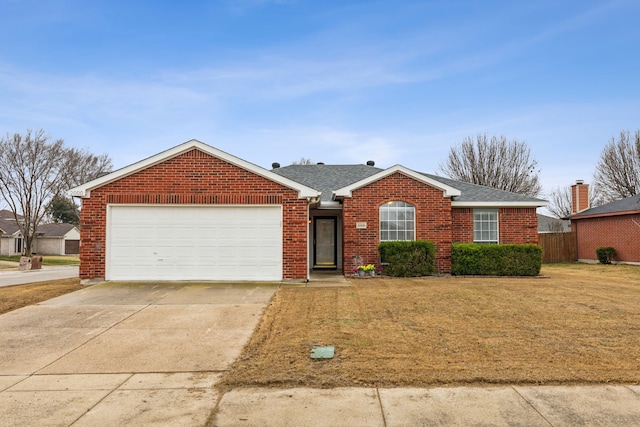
221, 263, 640, 388
0, 279, 83, 315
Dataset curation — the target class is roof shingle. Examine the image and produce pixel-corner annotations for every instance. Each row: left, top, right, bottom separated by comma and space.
572, 193, 640, 218
272, 164, 547, 205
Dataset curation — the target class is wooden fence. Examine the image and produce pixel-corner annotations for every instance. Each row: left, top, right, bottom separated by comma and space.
538, 232, 577, 263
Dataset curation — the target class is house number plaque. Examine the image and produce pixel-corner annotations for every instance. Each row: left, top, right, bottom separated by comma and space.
356, 222, 367, 229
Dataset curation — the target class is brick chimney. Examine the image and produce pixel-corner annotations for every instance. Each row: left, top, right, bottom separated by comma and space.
571, 180, 590, 214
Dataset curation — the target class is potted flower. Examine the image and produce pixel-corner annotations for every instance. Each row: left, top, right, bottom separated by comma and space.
356, 265, 367, 276
364, 264, 376, 276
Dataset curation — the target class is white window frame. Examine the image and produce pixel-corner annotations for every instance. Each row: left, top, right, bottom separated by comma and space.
380, 201, 416, 242
14, 237, 23, 254
473, 209, 499, 244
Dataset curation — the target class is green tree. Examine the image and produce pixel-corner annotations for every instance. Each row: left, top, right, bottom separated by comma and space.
46, 195, 80, 225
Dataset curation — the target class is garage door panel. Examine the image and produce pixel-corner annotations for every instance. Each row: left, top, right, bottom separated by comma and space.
107, 205, 283, 281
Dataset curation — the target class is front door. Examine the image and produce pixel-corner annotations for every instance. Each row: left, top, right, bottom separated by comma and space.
314, 217, 337, 269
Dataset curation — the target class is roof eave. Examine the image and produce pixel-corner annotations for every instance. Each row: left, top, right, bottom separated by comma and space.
571, 209, 640, 220
452, 201, 549, 208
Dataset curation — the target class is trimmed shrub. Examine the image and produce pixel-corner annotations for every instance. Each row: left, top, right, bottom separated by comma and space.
595, 247, 616, 264
377, 240, 436, 277
452, 243, 542, 276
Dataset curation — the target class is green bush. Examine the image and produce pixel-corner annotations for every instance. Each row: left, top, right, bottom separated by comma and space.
377, 240, 436, 277
451, 243, 542, 276
595, 247, 616, 264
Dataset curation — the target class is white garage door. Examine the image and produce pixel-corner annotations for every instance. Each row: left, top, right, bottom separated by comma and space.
107, 205, 282, 281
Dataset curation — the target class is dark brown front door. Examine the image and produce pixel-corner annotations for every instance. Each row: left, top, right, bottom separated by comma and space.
314, 217, 337, 269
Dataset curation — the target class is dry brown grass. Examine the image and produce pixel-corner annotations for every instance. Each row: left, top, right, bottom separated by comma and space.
221, 263, 640, 389
0, 279, 83, 315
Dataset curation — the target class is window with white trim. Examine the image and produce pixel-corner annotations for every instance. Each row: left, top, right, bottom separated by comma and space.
473, 209, 498, 243
15, 237, 23, 254
380, 201, 415, 241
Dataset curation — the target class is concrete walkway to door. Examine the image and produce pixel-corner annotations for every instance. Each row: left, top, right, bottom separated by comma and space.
0, 281, 277, 426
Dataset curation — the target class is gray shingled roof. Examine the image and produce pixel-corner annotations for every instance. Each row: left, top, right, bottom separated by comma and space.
272, 164, 547, 205
0, 210, 78, 237
573, 193, 640, 218
272, 164, 382, 202
37, 223, 78, 238
0, 210, 21, 236
538, 214, 571, 232
420, 173, 547, 204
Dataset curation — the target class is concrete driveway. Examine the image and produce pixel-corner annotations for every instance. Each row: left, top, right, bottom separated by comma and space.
0, 281, 277, 425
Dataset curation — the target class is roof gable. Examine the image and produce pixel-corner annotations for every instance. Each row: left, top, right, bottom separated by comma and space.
69, 140, 320, 199
0, 218, 20, 236
334, 165, 461, 199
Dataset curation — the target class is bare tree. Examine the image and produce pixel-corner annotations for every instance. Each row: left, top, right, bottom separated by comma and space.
546, 186, 573, 219
438, 134, 542, 197
0, 130, 112, 255
52, 147, 113, 224
62, 147, 112, 188
592, 130, 640, 205
291, 157, 314, 165
546, 185, 599, 218
545, 218, 567, 232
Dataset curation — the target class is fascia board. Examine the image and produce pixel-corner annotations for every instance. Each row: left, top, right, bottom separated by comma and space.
571, 209, 640, 220
69, 139, 320, 199
451, 201, 549, 208
333, 165, 461, 198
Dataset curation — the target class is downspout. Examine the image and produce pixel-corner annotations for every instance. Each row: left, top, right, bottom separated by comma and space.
306, 198, 311, 282
573, 221, 579, 262
306, 196, 321, 282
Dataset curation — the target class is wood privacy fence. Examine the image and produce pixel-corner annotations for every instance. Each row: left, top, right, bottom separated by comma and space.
538, 232, 577, 263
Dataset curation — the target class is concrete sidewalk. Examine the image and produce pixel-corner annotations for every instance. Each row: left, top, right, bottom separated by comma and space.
213, 384, 640, 426
0, 264, 79, 287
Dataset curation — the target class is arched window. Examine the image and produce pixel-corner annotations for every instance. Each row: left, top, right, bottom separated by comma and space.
380, 201, 415, 241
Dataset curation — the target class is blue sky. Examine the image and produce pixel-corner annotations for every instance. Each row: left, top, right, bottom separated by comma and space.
1, 0, 639, 202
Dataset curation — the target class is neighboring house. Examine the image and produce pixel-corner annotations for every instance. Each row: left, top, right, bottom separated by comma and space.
570, 181, 640, 264
69, 140, 548, 282
537, 214, 570, 233
0, 209, 80, 256
0, 210, 23, 256
33, 223, 81, 255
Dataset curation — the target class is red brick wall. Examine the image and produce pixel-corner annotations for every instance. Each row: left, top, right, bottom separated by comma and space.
573, 214, 640, 263
79, 148, 308, 280
451, 207, 539, 244
498, 208, 539, 244
452, 208, 473, 242
342, 172, 454, 274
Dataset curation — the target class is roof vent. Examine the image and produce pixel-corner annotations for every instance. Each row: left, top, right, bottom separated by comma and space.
272, 162, 280, 169
366, 160, 375, 166
317, 162, 325, 165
